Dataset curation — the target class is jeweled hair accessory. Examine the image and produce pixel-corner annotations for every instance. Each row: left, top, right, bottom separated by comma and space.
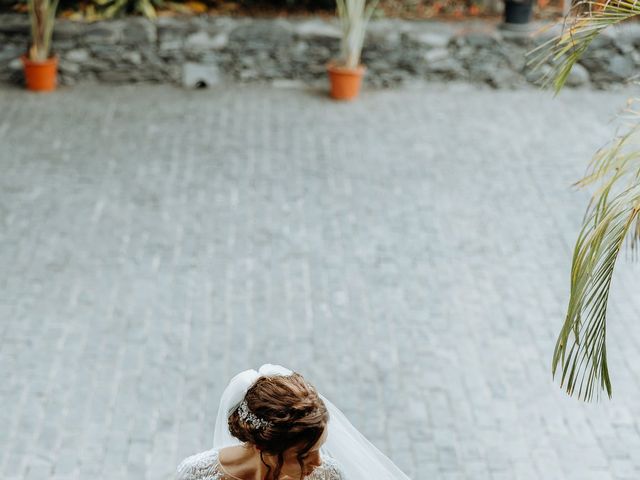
237, 399, 273, 430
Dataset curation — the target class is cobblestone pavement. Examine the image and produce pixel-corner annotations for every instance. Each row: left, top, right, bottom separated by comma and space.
2, 83, 640, 480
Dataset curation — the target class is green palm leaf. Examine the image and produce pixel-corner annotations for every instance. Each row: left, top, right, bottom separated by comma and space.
553, 125, 640, 401
529, 0, 640, 401
528, 0, 640, 93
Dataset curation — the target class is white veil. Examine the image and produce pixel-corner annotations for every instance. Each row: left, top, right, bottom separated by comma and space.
212, 364, 412, 480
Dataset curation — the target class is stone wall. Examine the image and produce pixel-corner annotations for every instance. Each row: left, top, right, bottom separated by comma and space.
1, 13, 638, 89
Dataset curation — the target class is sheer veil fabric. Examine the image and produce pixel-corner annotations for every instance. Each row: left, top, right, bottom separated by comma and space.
212, 364, 412, 480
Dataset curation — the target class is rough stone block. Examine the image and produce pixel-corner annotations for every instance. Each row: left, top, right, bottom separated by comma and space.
229, 21, 293, 47
123, 51, 142, 65
524, 62, 551, 85
465, 31, 500, 47
294, 19, 341, 40
567, 63, 590, 86
8, 57, 22, 70
65, 48, 89, 63
182, 62, 221, 88
0, 46, 22, 63
423, 48, 450, 64
410, 32, 451, 49
0, 14, 29, 34
160, 39, 184, 53
52, 20, 84, 41
59, 60, 80, 75
122, 18, 156, 45
185, 31, 228, 51
84, 22, 123, 44
607, 54, 635, 80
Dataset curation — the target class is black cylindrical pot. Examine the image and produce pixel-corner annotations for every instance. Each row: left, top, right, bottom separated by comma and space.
504, 0, 533, 24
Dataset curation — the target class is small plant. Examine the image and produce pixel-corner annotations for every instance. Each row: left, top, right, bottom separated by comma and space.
335, 0, 379, 69
27, 0, 60, 61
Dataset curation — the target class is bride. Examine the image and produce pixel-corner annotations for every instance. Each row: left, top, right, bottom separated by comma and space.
176, 364, 412, 480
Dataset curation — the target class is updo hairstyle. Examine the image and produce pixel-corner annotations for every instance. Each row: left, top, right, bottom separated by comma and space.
228, 372, 329, 480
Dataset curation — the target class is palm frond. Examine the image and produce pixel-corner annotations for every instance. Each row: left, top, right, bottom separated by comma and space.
527, 0, 640, 93
553, 124, 640, 400
531, 0, 640, 400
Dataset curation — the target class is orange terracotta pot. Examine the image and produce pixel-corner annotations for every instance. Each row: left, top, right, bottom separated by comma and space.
327, 63, 366, 101
21, 55, 58, 92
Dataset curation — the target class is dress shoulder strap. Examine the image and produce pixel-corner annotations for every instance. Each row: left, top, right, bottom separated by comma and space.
308, 454, 346, 480
176, 449, 224, 480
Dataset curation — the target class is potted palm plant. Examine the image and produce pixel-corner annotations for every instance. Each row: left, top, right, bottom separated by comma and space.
528, 0, 640, 401
22, 0, 60, 92
327, 0, 379, 101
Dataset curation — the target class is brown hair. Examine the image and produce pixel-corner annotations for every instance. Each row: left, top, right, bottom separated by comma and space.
228, 372, 329, 480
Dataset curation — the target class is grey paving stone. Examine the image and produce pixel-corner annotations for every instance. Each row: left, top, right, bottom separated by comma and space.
1, 84, 640, 480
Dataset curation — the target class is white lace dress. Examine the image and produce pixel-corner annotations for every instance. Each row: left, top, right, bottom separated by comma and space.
177, 448, 346, 480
